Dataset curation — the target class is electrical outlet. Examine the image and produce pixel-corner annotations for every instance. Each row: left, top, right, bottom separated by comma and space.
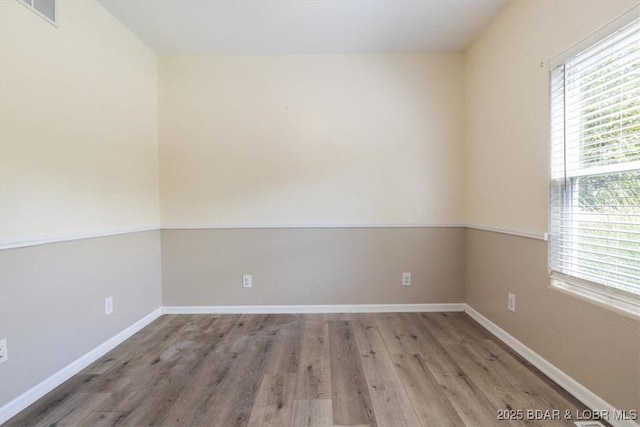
105, 296, 113, 315
402, 272, 411, 286
508, 293, 516, 312
242, 274, 252, 288
0, 339, 7, 364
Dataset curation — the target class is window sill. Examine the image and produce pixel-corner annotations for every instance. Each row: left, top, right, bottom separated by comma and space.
549, 279, 640, 319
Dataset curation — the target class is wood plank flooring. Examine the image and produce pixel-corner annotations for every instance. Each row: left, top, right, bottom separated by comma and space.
5, 313, 588, 427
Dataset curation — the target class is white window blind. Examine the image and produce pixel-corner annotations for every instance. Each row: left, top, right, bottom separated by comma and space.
550, 15, 640, 306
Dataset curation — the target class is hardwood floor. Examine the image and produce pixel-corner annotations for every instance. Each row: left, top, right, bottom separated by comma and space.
5, 313, 588, 427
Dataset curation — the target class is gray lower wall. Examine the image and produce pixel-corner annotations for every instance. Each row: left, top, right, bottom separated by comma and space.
0, 230, 162, 407
4, 226, 637, 414
161, 227, 466, 306
465, 228, 640, 412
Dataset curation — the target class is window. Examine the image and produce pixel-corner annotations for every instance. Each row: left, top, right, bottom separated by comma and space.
550, 11, 640, 314
18, 0, 56, 26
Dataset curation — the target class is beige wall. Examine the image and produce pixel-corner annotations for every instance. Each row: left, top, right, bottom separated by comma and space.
465, 0, 638, 234
0, 231, 162, 407
464, 0, 640, 413
162, 228, 465, 306
0, 0, 160, 245
159, 53, 465, 227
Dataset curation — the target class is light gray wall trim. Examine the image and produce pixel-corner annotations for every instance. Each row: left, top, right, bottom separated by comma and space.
0, 223, 464, 250
1, 224, 463, 250
465, 224, 548, 241
0, 226, 159, 250
3, 223, 549, 249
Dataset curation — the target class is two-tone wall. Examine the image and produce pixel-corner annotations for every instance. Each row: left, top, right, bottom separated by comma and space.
465, 0, 640, 412
0, 21, 469, 411
158, 53, 467, 307
0, 0, 161, 408
1, 0, 639, 421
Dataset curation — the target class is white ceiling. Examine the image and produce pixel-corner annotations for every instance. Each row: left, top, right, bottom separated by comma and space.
97, 0, 508, 54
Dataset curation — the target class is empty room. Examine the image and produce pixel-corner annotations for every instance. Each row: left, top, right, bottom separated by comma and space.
0, 0, 639, 425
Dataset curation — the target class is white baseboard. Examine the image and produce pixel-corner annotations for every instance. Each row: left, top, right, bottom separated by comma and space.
464, 304, 639, 427
0, 307, 163, 425
162, 303, 465, 314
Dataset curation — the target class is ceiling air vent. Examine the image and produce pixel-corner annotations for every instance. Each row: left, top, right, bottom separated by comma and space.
18, 0, 56, 26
